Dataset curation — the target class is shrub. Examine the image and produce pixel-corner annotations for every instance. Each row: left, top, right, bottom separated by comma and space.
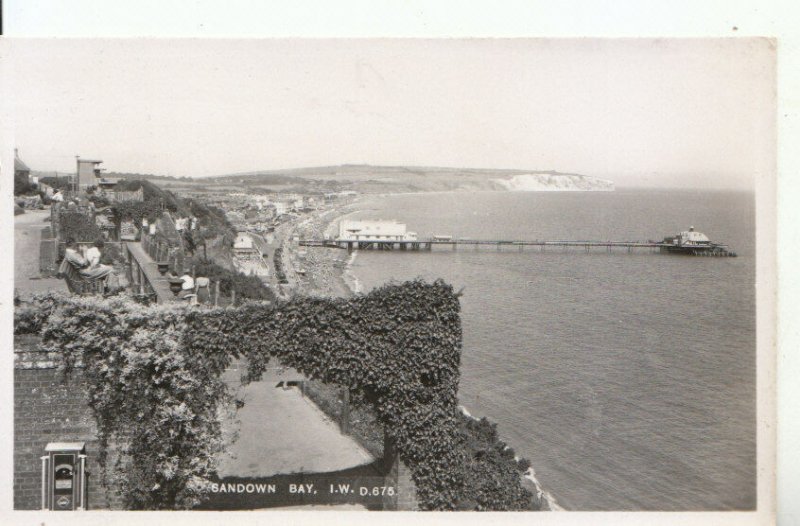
59, 211, 103, 242
111, 200, 163, 230
14, 171, 37, 196
39, 176, 74, 192
457, 414, 535, 510
192, 258, 275, 303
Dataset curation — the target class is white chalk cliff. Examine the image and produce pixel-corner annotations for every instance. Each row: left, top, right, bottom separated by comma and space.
493, 173, 615, 192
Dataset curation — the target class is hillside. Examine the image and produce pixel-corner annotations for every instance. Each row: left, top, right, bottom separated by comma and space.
205, 165, 614, 193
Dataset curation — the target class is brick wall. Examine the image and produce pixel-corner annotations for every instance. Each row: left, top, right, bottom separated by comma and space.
39, 238, 58, 277
381, 435, 419, 511
14, 338, 121, 510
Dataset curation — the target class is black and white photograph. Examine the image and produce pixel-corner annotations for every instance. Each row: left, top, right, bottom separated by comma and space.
3, 25, 781, 524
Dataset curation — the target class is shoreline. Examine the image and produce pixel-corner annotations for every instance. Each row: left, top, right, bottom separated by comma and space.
458, 405, 563, 512
285, 201, 364, 298
283, 201, 562, 511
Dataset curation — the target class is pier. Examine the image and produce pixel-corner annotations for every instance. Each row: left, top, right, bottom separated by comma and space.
299, 238, 737, 257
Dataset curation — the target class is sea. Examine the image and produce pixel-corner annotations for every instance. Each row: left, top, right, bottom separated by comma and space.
343, 188, 756, 511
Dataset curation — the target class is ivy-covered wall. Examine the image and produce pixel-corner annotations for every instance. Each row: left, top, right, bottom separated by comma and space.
15, 279, 535, 511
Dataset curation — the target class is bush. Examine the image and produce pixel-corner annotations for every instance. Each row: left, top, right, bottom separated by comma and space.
59, 211, 102, 242
192, 258, 275, 303
109, 180, 234, 244
111, 200, 163, 230
39, 176, 75, 192
14, 172, 37, 196
457, 414, 536, 510
87, 193, 112, 208
114, 179, 180, 211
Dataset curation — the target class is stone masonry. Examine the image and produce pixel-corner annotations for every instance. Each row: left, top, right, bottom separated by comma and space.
14, 336, 122, 510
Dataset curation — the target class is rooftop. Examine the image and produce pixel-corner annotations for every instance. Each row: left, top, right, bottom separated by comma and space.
14, 150, 30, 172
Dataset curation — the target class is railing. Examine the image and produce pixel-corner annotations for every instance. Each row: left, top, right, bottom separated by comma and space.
125, 244, 158, 302
105, 187, 144, 203
141, 230, 187, 275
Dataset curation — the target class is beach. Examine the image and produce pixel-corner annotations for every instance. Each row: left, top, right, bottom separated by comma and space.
278, 202, 360, 298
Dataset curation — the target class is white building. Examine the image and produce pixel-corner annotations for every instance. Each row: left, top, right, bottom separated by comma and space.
233, 232, 255, 250
675, 226, 711, 246
337, 220, 417, 242
274, 202, 290, 216
232, 231, 269, 277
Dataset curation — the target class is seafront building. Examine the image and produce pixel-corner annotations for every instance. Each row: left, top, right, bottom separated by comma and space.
337, 219, 418, 242
232, 230, 270, 277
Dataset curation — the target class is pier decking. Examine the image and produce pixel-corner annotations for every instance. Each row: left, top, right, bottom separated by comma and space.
299, 238, 736, 256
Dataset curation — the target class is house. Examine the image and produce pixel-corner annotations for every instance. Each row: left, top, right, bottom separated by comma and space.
76, 158, 104, 189
14, 149, 31, 183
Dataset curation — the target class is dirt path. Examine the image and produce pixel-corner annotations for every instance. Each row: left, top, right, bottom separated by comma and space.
216, 362, 374, 478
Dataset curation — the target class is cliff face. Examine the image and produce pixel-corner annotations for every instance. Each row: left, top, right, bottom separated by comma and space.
492, 173, 615, 192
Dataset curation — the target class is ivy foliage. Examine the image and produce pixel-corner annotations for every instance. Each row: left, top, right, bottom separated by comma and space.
457, 415, 535, 510
17, 293, 230, 509
16, 280, 534, 511
111, 199, 164, 230
59, 211, 103, 242
188, 279, 467, 509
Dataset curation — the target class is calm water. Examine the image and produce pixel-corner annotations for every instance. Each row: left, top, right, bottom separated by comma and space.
346, 189, 756, 511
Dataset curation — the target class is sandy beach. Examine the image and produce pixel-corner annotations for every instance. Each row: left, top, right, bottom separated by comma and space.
279, 201, 362, 299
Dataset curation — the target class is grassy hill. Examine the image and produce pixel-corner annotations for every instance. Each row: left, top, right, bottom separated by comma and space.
202, 165, 613, 194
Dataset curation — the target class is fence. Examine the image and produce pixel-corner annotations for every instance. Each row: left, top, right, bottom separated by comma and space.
105, 187, 143, 203
141, 230, 187, 276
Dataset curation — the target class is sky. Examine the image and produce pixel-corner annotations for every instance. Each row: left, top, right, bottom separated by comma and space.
5, 38, 775, 189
